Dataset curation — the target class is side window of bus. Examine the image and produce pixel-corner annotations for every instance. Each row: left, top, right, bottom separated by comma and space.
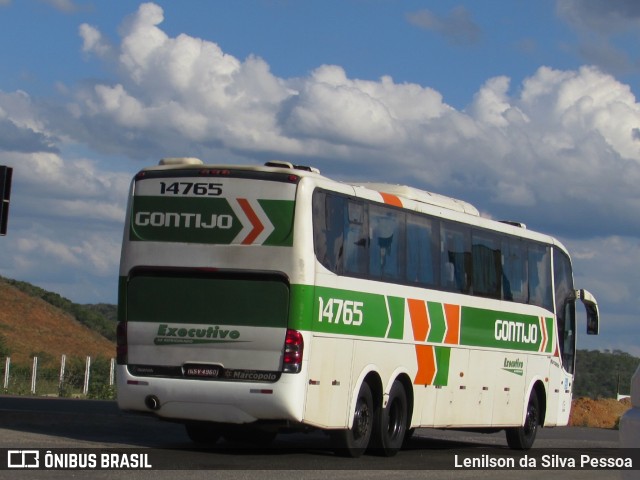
472, 231, 502, 299
369, 205, 404, 281
344, 200, 368, 276
406, 215, 439, 287
313, 191, 345, 273
528, 245, 553, 311
441, 222, 471, 293
553, 249, 576, 373
501, 238, 528, 303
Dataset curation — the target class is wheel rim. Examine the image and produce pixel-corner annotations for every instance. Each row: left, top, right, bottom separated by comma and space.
353, 396, 371, 441
524, 401, 538, 437
387, 398, 404, 440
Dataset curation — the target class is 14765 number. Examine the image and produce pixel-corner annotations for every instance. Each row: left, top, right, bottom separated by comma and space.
318, 297, 364, 326
160, 182, 222, 196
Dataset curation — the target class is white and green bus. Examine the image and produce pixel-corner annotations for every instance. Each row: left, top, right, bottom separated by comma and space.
116, 158, 600, 456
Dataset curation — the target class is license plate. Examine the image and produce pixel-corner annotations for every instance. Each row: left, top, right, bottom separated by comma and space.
183, 365, 221, 378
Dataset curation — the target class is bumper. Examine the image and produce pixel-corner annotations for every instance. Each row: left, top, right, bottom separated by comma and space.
116, 365, 306, 424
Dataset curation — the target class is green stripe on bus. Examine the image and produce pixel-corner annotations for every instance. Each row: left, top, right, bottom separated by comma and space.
426, 302, 446, 343
313, 287, 404, 340
260, 199, 295, 246
129, 196, 295, 246
434, 346, 451, 386
311, 287, 555, 353
545, 316, 554, 353
460, 307, 551, 352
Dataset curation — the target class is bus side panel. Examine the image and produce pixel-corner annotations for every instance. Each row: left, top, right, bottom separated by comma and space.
303, 335, 354, 428
548, 362, 573, 426
490, 354, 526, 426
432, 348, 469, 427
464, 349, 497, 425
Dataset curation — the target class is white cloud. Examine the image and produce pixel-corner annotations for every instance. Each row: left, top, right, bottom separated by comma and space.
79, 23, 113, 59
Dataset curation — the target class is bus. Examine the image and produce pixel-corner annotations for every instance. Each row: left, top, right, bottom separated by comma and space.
116, 158, 600, 456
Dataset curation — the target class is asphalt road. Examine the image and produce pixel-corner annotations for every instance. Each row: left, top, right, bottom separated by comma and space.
0, 395, 634, 480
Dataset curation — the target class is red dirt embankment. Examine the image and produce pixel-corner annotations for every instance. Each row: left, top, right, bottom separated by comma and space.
0, 280, 114, 365
569, 397, 631, 428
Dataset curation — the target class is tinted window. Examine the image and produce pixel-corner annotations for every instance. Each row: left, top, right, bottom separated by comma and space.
344, 200, 368, 276
554, 249, 576, 373
312, 189, 556, 312
369, 204, 404, 281
441, 222, 471, 293
528, 244, 553, 310
501, 238, 528, 303
406, 215, 439, 287
472, 231, 502, 299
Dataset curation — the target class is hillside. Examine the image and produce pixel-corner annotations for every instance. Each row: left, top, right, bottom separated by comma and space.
1, 276, 116, 341
0, 278, 115, 365
574, 349, 639, 399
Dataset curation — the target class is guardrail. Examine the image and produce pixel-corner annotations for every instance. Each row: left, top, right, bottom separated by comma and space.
2, 355, 116, 399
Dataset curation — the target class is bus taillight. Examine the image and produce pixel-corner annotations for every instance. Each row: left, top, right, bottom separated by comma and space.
116, 321, 128, 365
283, 329, 304, 374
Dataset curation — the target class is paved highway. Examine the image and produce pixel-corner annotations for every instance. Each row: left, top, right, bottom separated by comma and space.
0, 396, 634, 480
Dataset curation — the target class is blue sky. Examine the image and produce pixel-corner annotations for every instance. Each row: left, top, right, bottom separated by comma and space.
0, 0, 639, 356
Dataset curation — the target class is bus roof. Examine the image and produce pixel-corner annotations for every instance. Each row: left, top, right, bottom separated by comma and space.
350, 182, 480, 216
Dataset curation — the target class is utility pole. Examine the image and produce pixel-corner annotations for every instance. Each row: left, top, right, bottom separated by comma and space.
0, 165, 12, 236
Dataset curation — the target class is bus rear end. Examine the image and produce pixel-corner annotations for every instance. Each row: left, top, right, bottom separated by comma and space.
116, 159, 309, 430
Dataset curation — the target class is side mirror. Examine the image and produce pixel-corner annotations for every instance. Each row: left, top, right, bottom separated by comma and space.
576, 289, 599, 335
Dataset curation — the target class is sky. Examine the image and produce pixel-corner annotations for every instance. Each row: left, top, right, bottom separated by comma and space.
0, 0, 639, 356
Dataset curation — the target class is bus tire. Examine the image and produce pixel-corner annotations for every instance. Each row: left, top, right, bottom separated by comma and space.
371, 381, 408, 456
331, 381, 374, 457
184, 422, 222, 445
506, 391, 540, 450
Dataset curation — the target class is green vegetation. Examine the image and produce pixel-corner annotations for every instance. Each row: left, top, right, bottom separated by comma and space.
1, 276, 116, 341
574, 349, 640, 399
2, 355, 116, 400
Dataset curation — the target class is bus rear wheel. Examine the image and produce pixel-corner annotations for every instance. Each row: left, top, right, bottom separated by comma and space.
331, 381, 374, 457
506, 391, 540, 450
371, 381, 408, 456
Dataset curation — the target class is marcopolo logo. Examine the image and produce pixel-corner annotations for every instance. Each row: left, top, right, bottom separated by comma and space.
154, 324, 242, 345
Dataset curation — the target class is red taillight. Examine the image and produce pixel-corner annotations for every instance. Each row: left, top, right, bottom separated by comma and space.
199, 169, 231, 176
283, 329, 304, 374
116, 321, 128, 365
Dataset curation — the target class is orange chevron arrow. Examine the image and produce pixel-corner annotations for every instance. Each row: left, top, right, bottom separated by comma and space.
414, 344, 437, 386
237, 198, 264, 245
539, 316, 548, 353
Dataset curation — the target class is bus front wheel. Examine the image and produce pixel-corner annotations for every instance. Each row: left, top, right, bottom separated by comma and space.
506, 391, 540, 450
